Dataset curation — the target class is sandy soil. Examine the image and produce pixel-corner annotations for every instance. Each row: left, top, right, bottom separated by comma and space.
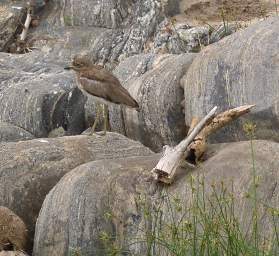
177, 0, 277, 24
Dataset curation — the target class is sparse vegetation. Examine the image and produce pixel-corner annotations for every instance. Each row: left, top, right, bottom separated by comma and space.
64, 15, 73, 26
99, 123, 279, 256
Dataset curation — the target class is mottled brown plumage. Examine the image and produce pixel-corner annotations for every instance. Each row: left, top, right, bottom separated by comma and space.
65, 55, 139, 135
65, 56, 139, 109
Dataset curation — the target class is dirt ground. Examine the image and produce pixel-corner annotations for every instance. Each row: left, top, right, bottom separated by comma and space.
177, 0, 277, 24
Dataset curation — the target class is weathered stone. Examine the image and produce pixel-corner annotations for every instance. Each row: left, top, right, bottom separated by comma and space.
33, 140, 279, 255
209, 23, 237, 44
0, 122, 34, 142
149, 19, 210, 54
0, 251, 28, 256
89, 0, 164, 64
182, 16, 279, 143
0, 52, 86, 137
0, 3, 26, 52
0, 133, 152, 251
180, 0, 275, 22
40, 0, 130, 29
33, 155, 159, 256
0, 206, 28, 252
25, 0, 162, 66
110, 53, 197, 152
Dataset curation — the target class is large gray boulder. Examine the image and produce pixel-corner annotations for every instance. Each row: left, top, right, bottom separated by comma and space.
0, 133, 152, 251
182, 16, 279, 143
33, 140, 279, 255
110, 53, 197, 152
33, 155, 159, 256
0, 122, 34, 142
0, 52, 86, 137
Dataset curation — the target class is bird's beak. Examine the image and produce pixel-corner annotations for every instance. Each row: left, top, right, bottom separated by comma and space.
64, 65, 74, 70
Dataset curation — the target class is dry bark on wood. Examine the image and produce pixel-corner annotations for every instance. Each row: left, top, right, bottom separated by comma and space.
186, 105, 255, 163
151, 106, 218, 184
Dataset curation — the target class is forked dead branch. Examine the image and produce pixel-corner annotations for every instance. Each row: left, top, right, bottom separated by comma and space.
152, 104, 255, 184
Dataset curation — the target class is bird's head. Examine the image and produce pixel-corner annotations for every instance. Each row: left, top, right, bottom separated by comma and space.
64, 55, 93, 71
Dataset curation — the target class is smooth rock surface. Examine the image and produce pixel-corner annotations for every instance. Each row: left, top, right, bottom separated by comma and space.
34, 140, 279, 255
0, 52, 86, 137
110, 53, 197, 152
0, 122, 34, 142
0, 133, 152, 250
182, 16, 279, 143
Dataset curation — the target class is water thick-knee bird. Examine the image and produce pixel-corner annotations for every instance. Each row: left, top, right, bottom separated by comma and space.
65, 55, 139, 135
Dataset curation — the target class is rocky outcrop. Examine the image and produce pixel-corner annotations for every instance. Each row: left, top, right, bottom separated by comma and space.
0, 133, 152, 251
30, 0, 214, 65
149, 20, 210, 54
33, 140, 279, 255
0, 206, 28, 252
0, 52, 86, 137
182, 16, 279, 142
0, 122, 34, 142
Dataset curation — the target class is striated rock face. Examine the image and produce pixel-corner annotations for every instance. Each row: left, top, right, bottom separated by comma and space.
110, 53, 197, 152
88, 0, 164, 64
0, 133, 152, 251
30, 0, 209, 65
55, 0, 130, 29
29, 0, 165, 64
0, 122, 34, 142
40, 0, 159, 29
182, 17, 279, 143
0, 52, 86, 137
33, 140, 279, 255
149, 19, 210, 54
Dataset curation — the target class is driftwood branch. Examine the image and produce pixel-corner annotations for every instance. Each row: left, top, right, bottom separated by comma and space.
152, 104, 255, 184
16, 4, 33, 52
19, 6, 33, 41
186, 104, 255, 163
151, 106, 218, 184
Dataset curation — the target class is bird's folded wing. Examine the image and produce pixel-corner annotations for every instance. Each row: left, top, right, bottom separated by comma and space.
80, 68, 121, 86
79, 77, 109, 100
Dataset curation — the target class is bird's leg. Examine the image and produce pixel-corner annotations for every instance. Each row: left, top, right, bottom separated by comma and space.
103, 104, 109, 136
90, 104, 101, 135
97, 104, 109, 136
